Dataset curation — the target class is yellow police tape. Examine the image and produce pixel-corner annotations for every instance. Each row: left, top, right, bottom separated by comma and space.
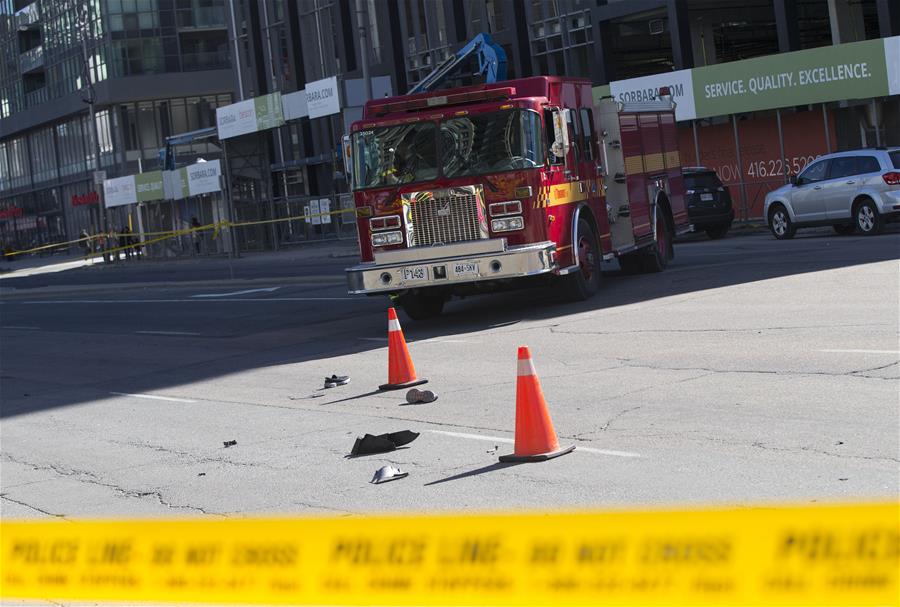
1, 502, 897, 605
1, 207, 357, 258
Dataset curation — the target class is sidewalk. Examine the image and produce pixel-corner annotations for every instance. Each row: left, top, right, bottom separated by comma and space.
0, 238, 359, 281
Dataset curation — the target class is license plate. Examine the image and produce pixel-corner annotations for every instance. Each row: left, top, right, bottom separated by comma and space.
401, 266, 428, 281
452, 262, 479, 276
701, 193, 714, 201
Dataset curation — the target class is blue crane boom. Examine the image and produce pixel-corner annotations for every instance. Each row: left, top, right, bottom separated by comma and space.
407, 33, 508, 95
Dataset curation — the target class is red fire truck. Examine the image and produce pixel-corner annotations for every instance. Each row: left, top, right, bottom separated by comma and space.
345, 76, 690, 319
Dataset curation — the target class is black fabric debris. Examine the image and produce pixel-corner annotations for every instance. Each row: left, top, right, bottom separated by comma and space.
350, 430, 420, 456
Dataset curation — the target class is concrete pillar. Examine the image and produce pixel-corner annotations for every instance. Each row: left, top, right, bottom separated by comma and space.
667, 0, 694, 69
690, 17, 717, 67
828, 0, 866, 44
774, 0, 799, 52
876, 0, 900, 37
590, 7, 614, 84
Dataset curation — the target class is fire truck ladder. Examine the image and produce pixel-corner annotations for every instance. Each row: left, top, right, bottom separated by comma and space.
407, 33, 508, 94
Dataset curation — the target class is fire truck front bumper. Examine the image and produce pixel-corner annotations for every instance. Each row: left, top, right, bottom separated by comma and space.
346, 239, 558, 295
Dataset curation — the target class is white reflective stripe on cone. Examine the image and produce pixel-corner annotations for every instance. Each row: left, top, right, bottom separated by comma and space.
517, 357, 536, 377
388, 318, 402, 332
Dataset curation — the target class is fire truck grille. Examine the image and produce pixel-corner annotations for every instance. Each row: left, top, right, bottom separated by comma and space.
408, 191, 484, 247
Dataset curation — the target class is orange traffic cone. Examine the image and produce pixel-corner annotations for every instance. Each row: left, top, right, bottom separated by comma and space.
499, 346, 575, 462
379, 308, 428, 391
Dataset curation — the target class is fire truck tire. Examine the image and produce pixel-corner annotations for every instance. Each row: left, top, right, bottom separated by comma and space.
641, 210, 672, 273
397, 291, 445, 320
563, 218, 602, 301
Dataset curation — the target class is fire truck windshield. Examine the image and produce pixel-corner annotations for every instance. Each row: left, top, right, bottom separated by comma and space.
352, 122, 439, 189
440, 110, 543, 178
352, 110, 543, 190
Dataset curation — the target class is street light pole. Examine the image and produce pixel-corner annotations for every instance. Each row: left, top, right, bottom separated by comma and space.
355, 0, 373, 102
79, 2, 108, 242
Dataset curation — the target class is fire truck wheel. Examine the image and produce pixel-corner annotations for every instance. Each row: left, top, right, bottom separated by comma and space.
642, 210, 672, 273
398, 291, 445, 320
564, 218, 602, 301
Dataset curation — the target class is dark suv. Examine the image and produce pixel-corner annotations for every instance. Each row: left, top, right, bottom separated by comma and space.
682, 167, 734, 239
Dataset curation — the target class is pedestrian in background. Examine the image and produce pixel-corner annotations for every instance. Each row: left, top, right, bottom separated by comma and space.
190, 216, 202, 255
80, 229, 91, 258
108, 228, 119, 263
121, 225, 133, 260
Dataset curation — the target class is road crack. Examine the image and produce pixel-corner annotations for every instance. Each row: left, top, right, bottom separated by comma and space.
1, 453, 221, 515
0, 493, 68, 519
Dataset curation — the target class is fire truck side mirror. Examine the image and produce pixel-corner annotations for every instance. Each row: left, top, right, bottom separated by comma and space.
342, 134, 353, 188
550, 108, 570, 159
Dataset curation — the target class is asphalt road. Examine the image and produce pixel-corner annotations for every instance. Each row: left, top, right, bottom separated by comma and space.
1, 227, 898, 522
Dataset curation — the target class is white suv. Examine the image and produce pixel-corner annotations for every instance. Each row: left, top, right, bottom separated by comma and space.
764, 148, 900, 239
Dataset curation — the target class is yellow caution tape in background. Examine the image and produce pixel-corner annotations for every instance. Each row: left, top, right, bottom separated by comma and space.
1, 207, 358, 258
1, 502, 897, 605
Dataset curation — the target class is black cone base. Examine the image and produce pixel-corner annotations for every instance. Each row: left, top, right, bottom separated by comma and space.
378, 378, 428, 391
499, 444, 575, 463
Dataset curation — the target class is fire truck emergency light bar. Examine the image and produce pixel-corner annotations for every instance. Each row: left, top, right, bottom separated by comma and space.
369, 87, 517, 116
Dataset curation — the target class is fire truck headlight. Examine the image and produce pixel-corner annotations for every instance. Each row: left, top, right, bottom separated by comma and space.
369, 214, 401, 231
491, 217, 524, 232
371, 231, 403, 247
489, 200, 523, 216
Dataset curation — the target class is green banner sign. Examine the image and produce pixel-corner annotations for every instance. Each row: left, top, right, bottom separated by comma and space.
692, 37, 890, 118
254, 92, 284, 131
135, 170, 165, 203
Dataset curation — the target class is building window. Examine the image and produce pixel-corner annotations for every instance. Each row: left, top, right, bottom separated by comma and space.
6, 136, 31, 190
29, 126, 59, 184
56, 118, 88, 178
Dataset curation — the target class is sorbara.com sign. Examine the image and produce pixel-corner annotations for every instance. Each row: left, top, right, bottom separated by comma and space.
593, 35, 898, 121
305, 76, 341, 119
609, 69, 696, 122
216, 93, 284, 140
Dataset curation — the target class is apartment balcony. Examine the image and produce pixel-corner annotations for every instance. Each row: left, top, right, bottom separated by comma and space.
15, 1, 41, 31
176, 7, 226, 29
181, 50, 230, 71
20, 45, 44, 73
24, 86, 48, 107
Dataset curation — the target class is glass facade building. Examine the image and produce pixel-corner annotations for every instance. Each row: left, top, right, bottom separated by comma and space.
0, 0, 233, 250
3, 0, 897, 252
224, 0, 897, 245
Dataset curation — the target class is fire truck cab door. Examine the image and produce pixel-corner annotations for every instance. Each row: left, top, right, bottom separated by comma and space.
547, 107, 578, 182
596, 98, 635, 252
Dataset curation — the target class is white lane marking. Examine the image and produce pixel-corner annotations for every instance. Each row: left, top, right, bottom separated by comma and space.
15, 297, 357, 304
135, 330, 201, 336
192, 287, 281, 298
110, 391, 196, 403
428, 430, 642, 458
1, 325, 40, 330
357, 337, 478, 344
819, 349, 900, 355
